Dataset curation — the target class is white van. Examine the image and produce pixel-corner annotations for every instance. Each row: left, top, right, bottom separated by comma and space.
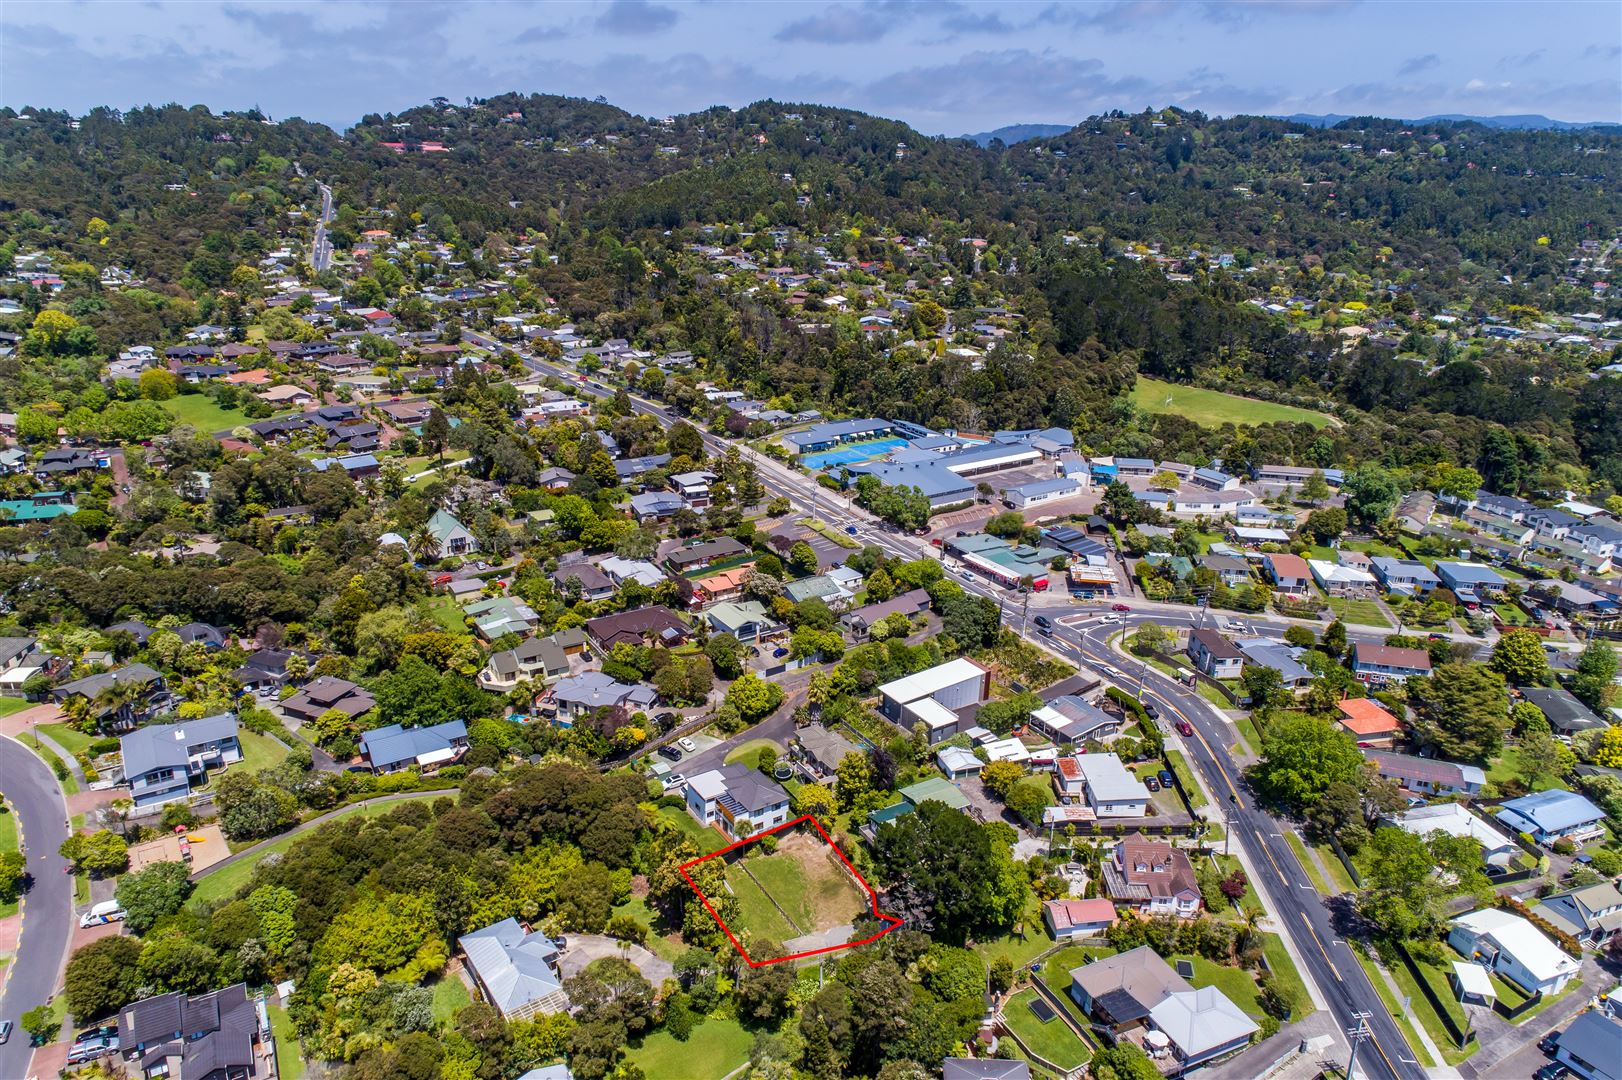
79, 900, 127, 928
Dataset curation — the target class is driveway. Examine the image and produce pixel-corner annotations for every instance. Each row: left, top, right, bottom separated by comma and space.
0, 736, 74, 1079
557, 934, 673, 987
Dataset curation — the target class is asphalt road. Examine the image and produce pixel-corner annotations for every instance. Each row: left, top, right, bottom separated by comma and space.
311, 182, 334, 271
497, 339, 1429, 1078
1044, 613, 1425, 1080
0, 737, 73, 1078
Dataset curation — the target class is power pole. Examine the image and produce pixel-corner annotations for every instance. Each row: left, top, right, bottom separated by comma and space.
1344, 1011, 1372, 1080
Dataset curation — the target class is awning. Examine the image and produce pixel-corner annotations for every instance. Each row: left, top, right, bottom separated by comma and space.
1452, 961, 1496, 1000
417, 747, 457, 766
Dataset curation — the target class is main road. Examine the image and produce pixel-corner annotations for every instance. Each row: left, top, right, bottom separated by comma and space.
310, 182, 335, 272
0, 737, 73, 1080
497, 338, 1423, 1078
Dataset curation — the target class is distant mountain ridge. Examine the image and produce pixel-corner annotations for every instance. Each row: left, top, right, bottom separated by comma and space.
957, 123, 1071, 147
1275, 112, 1620, 131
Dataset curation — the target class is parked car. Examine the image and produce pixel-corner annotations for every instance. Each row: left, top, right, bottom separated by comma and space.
1175, 720, 1193, 737
1534, 1063, 1567, 1080
1143, 704, 1161, 721
1144, 776, 1161, 792
772, 647, 789, 658
664, 773, 686, 792
1158, 770, 1174, 787
0, 1020, 11, 1045
654, 711, 678, 729
76, 1026, 117, 1044
1537, 1033, 1560, 1055
657, 744, 683, 762
678, 736, 697, 753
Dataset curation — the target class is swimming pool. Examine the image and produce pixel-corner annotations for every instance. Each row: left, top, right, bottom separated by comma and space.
800, 437, 910, 470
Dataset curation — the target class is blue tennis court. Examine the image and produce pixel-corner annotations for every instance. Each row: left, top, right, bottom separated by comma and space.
801, 437, 910, 470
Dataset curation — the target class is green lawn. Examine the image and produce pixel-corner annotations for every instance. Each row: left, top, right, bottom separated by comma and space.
0, 697, 34, 718
19, 733, 79, 795
724, 862, 800, 942
190, 795, 445, 908
1163, 750, 1207, 809
1284, 831, 1330, 894
1003, 988, 1091, 1070
1486, 747, 1565, 793
1010, 774, 1055, 816
1383, 952, 1478, 1065
423, 595, 470, 633
656, 805, 726, 853
235, 730, 290, 774
430, 974, 471, 1023
1131, 377, 1335, 429
1037, 945, 1119, 1029
161, 393, 284, 434
1171, 954, 1267, 1019
37, 722, 96, 757
1327, 597, 1392, 628
628, 1016, 754, 1080
723, 739, 784, 770
267, 1003, 306, 1080
1351, 950, 1437, 1068
1492, 604, 1532, 627
0, 802, 18, 918
1261, 934, 1314, 1019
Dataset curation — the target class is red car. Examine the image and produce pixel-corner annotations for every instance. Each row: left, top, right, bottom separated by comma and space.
1175, 720, 1193, 737
1111, 603, 1131, 612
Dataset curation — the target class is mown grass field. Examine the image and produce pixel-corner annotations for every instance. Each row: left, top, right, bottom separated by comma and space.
627, 1016, 752, 1080
160, 394, 280, 434
1131, 377, 1335, 429
1002, 988, 1091, 1070
1327, 597, 1392, 627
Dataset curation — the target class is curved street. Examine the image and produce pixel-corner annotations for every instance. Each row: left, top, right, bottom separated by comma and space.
0, 736, 73, 1080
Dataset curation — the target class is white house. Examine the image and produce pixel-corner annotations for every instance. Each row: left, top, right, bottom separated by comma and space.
684, 763, 791, 841
1072, 753, 1150, 817
1382, 802, 1517, 867
1448, 908, 1580, 996
876, 657, 990, 744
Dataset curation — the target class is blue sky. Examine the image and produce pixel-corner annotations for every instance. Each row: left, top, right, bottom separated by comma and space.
4, 1, 1618, 133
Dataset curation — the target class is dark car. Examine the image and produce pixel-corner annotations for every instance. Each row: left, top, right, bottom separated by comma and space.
1535, 1063, 1568, 1080
1033, 615, 1052, 630
654, 711, 679, 729
1176, 720, 1193, 737
1143, 704, 1160, 721
1538, 1033, 1560, 1055
844, 525, 859, 535
1158, 770, 1174, 787
75, 1026, 117, 1043
657, 744, 683, 762
1144, 776, 1161, 792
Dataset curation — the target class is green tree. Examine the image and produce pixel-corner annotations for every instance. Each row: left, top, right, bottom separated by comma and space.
0, 851, 24, 904
1342, 463, 1401, 526
59, 830, 128, 877
1251, 714, 1367, 809
705, 632, 744, 679
115, 861, 194, 935
1489, 628, 1547, 686
139, 367, 178, 400
64, 935, 144, 1020
725, 673, 783, 723
835, 751, 873, 810
1570, 639, 1618, 712
1131, 621, 1168, 654
1516, 729, 1576, 789
734, 942, 797, 1023
20, 1004, 59, 1046
872, 802, 1027, 944
1240, 665, 1287, 711
1299, 470, 1331, 504
985, 511, 1026, 537
792, 783, 837, 824
980, 760, 1024, 799
1407, 662, 1508, 761
788, 540, 819, 576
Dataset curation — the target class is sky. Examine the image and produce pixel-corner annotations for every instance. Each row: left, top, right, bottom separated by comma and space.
3, 1, 1619, 134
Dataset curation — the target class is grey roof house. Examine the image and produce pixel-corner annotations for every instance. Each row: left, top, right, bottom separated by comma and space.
359, 720, 468, 774
459, 918, 569, 1020
121, 713, 242, 808
117, 982, 260, 1080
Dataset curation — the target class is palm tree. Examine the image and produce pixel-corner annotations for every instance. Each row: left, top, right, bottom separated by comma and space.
410, 526, 441, 566
93, 679, 144, 733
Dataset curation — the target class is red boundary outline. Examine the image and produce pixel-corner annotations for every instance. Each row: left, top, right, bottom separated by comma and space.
678, 813, 902, 966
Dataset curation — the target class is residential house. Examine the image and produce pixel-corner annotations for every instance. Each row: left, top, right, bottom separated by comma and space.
535, 467, 576, 491
1071, 753, 1151, 817
1067, 946, 1255, 1069
613, 453, 671, 484
794, 725, 860, 779
942, 1060, 1030, 1080
684, 763, 792, 840
1571, 521, 1622, 559
876, 657, 990, 744
280, 676, 375, 724
548, 672, 656, 719
1518, 687, 1609, 738
1382, 803, 1516, 867
705, 600, 782, 644
1496, 789, 1607, 846
121, 713, 242, 808
1552, 1011, 1622, 1080
1334, 698, 1402, 747
425, 509, 478, 556
458, 918, 569, 1020
1103, 833, 1201, 918
1435, 561, 1507, 605
629, 491, 685, 523
783, 574, 855, 608
1263, 553, 1312, 596
1363, 749, 1484, 795
117, 983, 261, 1080
1198, 554, 1252, 588
551, 560, 616, 602
669, 470, 716, 508
583, 606, 689, 651
462, 596, 541, 640
1461, 509, 1535, 546
0, 490, 78, 521
935, 745, 985, 780
1533, 882, 1622, 949
50, 663, 165, 728
1396, 491, 1436, 534
1448, 908, 1580, 996
310, 452, 380, 478
359, 720, 468, 774
1029, 695, 1121, 745
1309, 558, 1377, 597
1370, 557, 1441, 597
664, 537, 749, 575
1042, 898, 1117, 940
1352, 643, 1432, 684
597, 556, 666, 589
840, 588, 931, 638
1186, 628, 1244, 678
0, 636, 45, 694
477, 631, 585, 691
1234, 638, 1314, 692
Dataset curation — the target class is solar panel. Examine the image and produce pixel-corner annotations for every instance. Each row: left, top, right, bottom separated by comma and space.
1027, 997, 1058, 1024
1175, 960, 1196, 979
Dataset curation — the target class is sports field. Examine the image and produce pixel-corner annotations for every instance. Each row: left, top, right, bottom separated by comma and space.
799, 436, 909, 470
1131, 378, 1335, 429
723, 829, 869, 942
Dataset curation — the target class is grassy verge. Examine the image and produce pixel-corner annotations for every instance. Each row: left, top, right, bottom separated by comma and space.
627, 1016, 752, 1079
723, 739, 783, 770
0, 697, 33, 718
1283, 832, 1330, 894
1163, 749, 1206, 809
1260, 933, 1314, 1019
1383, 953, 1478, 1065
37, 723, 96, 757
267, 1002, 306, 1080
1003, 988, 1091, 1070
1312, 839, 1357, 893
1232, 714, 1262, 755
18, 732, 79, 795
0, 802, 18, 918
1351, 951, 1437, 1068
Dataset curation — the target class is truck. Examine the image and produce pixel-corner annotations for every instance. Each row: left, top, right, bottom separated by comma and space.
79, 900, 127, 928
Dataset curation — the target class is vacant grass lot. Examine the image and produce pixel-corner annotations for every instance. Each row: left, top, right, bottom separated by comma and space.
1003, 988, 1091, 1070
724, 864, 800, 942
628, 1016, 752, 1080
161, 394, 279, 434
1327, 597, 1392, 628
1131, 378, 1335, 429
